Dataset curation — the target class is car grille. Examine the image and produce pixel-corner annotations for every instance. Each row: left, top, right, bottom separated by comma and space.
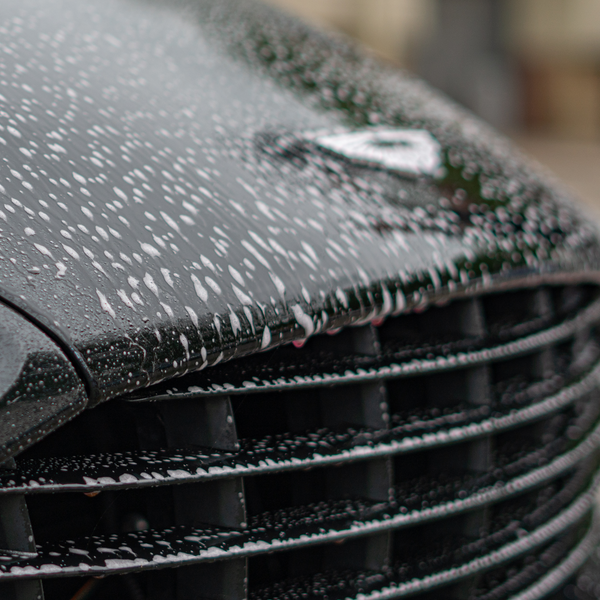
1, 285, 600, 600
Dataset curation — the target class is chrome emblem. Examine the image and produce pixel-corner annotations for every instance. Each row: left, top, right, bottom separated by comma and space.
312, 129, 442, 178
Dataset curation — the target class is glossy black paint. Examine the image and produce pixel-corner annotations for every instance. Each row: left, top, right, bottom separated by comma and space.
0, 302, 86, 462
0, 0, 599, 450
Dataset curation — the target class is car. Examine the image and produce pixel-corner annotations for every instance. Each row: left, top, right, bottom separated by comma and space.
1, 0, 600, 598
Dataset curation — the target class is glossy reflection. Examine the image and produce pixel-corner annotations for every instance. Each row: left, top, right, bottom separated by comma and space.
0, 0, 597, 411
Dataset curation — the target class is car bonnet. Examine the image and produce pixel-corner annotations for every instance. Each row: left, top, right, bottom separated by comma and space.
0, 0, 599, 419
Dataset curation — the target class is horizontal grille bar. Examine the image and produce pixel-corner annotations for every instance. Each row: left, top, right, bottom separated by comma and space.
1, 469, 597, 584
126, 296, 600, 399
4, 362, 600, 495
510, 523, 600, 600
2, 421, 597, 529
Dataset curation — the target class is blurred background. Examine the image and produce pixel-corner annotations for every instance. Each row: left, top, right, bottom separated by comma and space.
265, 0, 600, 216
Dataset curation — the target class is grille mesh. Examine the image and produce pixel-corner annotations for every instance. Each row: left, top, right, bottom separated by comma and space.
1, 285, 600, 600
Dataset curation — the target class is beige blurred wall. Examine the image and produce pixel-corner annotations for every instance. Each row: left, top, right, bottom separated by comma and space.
509, 0, 600, 62
266, 0, 600, 65
509, 0, 600, 140
262, 0, 435, 66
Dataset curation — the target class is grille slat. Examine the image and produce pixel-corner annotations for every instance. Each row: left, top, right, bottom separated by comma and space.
124, 294, 600, 399
444, 299, 493, 598
508, 521, 600, 600
345, 325, 393, 574
158, 395, 248, 600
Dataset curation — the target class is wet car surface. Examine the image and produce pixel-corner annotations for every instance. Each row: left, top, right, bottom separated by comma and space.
1, 0, 600, 598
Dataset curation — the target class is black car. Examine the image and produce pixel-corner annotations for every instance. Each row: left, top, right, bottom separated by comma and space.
1, 0, 600, 598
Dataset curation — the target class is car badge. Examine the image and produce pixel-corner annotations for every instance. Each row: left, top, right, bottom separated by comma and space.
311, 128, 442, 178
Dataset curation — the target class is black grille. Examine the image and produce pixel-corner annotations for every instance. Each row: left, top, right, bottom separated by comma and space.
2, 285, 600, 600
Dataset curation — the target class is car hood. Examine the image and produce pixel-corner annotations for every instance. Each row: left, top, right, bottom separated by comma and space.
0, 0, 600, 422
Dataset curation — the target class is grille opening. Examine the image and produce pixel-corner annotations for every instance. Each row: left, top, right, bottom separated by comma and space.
280, 324, 379, 359
17, 400, 153, 459
392, 512, 485, 572
388, 368, 476, 421
390, 488, 589, 581
248, 533, 387, 592
140, 570, 177, 600
568, 328, 600, 377
482, 288, 554, 336
231, 391, 312, 439
491, 349, 571, 411
18, 392, 245, 463
39, 548, 249, 600
244, 460, 385, 517
0, 581, 45, 600
473, 522, 587, 600
392, 424, 504, 488
25, 475, 243, 548
494, 411, 572, 473
552, 285, 598, 317
377, 297, 484, 350
250, 544, 342, 589
26, 484, 176, 545
231, 389, 324, 439
40, 575, 128, 600
488, 465, 594, 538
555, 337, 593, 379
101, 560, 249, 600
393, 440, 471, 488
391, 406, 582, 507
492, 352, 548, 389
232, 382, 387, 440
